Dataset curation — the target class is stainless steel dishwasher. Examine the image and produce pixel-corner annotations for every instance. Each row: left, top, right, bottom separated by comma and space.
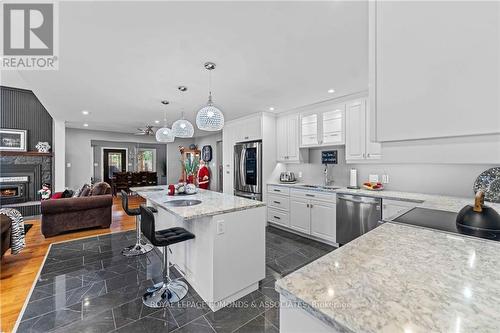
336, 194, 382, 245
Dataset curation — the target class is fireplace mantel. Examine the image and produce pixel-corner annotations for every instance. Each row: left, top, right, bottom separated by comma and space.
0, 151, 53, 157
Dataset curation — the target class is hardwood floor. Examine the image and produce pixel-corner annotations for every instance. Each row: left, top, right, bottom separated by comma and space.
0, 195, 144, 333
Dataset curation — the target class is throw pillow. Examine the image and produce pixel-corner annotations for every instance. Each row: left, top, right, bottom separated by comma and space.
90, 182, 110, 196
79, 184, 91, 197
52, 192, 63, 199
61, 189, 74, 198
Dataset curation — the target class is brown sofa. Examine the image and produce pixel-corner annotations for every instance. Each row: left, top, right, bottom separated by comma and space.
41, 182, 113, 237
1, 214, 11, 258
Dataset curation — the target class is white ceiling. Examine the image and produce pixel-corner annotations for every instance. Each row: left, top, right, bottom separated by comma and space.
1, 1, 368, 136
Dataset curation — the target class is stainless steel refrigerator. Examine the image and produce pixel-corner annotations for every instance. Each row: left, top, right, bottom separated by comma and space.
233, 141, 262, 201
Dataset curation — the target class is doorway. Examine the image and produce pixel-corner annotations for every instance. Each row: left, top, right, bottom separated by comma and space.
103, 148, 127, 185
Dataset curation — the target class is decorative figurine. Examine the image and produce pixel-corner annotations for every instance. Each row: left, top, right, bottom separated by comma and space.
38, 183, 52, 200
35, 141, 51, 153
198, 160, 210, 190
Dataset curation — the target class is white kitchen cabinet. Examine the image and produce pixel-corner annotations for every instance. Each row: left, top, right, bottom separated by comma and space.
370, 2, 500, 142
290, 198, 311, 234
382, 199, 417, 220
300, 104, 345, 148
222, 124, 236, 195
300, 113, 319, 147
345, 98, 381, 162
267, 185, 336, 244
234, 115, 262, 143
276, 114, 308, 163
310, 201, 336, 243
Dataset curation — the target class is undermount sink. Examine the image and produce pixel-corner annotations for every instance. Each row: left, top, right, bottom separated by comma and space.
297, 184, 341, 191
164, 199, 202, 207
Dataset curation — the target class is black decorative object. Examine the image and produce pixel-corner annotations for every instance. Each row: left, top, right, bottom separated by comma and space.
321, 150, 337, 164
202, 145, 212, 162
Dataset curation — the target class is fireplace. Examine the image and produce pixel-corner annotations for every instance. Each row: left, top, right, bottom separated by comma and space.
0, 165, 41, 204
0, 177, 28, 204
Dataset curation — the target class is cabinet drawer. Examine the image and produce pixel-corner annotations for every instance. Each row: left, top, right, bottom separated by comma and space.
267, 194, 290, 211
267, 208, 289, 227
290, 189, 336, 202
268, 185, 290, 195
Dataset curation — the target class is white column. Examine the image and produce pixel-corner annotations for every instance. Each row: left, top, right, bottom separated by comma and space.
53, 119, 66, 191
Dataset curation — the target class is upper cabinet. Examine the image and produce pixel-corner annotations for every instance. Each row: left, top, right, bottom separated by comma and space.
233, 115, 262, 143
370, 1, 500, 142
277, 114, 308, 163
345, 98, 381, 162
299, 104, 345, 148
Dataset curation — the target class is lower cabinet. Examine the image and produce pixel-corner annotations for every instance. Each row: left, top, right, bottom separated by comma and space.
290, 198, 311, 234
269, 185, 336, 244
310, 201, 336, 243
382, 199, 417, 220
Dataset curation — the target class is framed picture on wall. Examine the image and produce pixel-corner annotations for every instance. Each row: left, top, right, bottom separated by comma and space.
0, 129, 27, 151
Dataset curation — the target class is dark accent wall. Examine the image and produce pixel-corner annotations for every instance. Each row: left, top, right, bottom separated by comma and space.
0, 86, 53, 151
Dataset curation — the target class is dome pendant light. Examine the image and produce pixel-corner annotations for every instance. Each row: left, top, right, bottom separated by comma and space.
172, 87, 194, 138
156, 101, 175, 143
172, 112, 194, 138
196, 62, 224, 131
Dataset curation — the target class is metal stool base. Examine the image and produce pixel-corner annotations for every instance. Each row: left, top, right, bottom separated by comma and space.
121, 242, 153, 257
142, 279, 189, 308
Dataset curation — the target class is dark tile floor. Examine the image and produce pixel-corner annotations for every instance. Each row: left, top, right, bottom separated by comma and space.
17, 226, 335, 333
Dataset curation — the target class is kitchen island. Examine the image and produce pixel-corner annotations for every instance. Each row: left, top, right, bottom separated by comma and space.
276, 222, 500, 332
131, 186, 266, 311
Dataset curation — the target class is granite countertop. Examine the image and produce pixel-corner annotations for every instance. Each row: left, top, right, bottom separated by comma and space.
275, 222, 500, 333
268, 182, 500, 213
131, 186, 265, 220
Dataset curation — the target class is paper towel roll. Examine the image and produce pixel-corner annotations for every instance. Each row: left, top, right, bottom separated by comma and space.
349, 169, 358, 187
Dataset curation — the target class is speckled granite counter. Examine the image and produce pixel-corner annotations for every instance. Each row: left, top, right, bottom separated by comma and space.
268, 182, 500, 213
276, 222, 500, 332
131, 186, 265, 220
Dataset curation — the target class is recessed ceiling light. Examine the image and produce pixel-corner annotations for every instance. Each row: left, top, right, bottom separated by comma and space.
154, 120, 160, 124
83, 123, 89, 127
328, 89, 335, 94
81, 110, 89, 115
269, 107, 275, 111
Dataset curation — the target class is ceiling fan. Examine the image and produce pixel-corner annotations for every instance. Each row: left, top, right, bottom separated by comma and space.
134, 125, 156, 136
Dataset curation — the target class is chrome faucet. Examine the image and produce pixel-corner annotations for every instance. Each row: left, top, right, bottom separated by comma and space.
324, 164, 334, 187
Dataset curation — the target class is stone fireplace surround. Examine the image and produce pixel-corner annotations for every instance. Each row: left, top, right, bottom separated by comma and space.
0, 154, 52, 216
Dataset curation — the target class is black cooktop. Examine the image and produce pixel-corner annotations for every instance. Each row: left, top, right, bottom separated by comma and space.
392, 207, 500, 242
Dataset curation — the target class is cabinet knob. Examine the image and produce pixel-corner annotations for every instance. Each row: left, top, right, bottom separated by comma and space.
367, 153, 371, 157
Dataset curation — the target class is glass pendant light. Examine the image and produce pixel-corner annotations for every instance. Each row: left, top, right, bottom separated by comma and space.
196, 62, 224, 131
172, 113, 194, 138
172, 86, 194, 138
156, 101, 175, 143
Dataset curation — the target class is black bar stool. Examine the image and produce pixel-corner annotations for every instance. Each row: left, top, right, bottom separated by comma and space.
140, 205, 195, 308
121, 190, 154, 256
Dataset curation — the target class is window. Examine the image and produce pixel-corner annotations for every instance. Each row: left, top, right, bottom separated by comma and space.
137, 148, 156, 172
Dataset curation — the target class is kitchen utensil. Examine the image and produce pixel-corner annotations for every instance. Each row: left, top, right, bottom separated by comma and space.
473, 167, 500, 203
280, 171, 296, 183
456, 191, 500, 233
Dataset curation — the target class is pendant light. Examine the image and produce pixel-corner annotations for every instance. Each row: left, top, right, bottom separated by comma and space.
171, 86, 194, 137
196, 62, 224, 131
155, 101, 175, 143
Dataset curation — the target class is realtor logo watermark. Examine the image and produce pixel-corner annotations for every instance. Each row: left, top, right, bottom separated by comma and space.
1, 2, 59, 70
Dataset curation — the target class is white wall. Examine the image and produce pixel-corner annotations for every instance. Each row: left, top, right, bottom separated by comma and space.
66, 128, 167, 188
53, 119, 66, 191
195, 133, 222, 191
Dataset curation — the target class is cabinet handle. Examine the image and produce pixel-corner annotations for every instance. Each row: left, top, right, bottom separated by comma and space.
273, 201, 281, 204
362, 153, 366, 158
245, 136, 249, 140
305, 194, 315, 197
306, 204, 310, 208
367, 153, 371, 157
274, 189, 281, 192
310, 204, 313, 208
273, 216, 281, 220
